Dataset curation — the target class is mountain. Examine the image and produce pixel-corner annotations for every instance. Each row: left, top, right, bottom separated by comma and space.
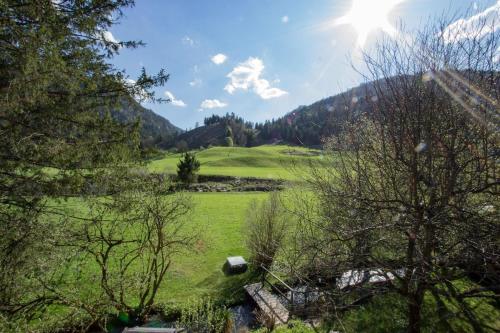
112, 98, 183, 148
255, 82, 374, 147
175, 113, 256, 149
175, 83, 373, 149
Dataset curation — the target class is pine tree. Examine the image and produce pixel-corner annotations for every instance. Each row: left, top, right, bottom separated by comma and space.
0, 0, 169, 325
177, 152, 201, 183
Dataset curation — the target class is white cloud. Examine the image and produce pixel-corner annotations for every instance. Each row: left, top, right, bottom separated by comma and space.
494, 47, 500, 63
102, 30, 119, 44
282, 16, 289, 23
165, 91, 187, 107
189, 78, 202, 87
200, 99, 227, 110
224, 57, 288, 100
182, 36, 195, 46
442, 1, 500, 43
211, 53, 228, 65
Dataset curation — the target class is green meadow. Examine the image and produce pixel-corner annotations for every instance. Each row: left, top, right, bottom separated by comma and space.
148, 145, 323, 180
52, 192, 269, 305
49, 145, 320, 308
158, 192, 268, 303
42, 145, 500, 332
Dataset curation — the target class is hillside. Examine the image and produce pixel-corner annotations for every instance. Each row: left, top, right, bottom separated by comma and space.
175, 122, 227, 148
176, 82, 374, 149
112, 98, 183, 148
149, 145, 323, 180
256, 82, 374, 146
175, 113, 256, 149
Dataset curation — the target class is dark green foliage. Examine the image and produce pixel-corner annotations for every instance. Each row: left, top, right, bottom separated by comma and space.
254, 84, 370, 146
178, 112, 256, 148
115, 98, 181, 149
224, 136, 234, 147
178, 89, 367, 148
225, 125, 233, 138
254, 320, 315, 333
177, 152, 201, 183
0, 0, 171, 329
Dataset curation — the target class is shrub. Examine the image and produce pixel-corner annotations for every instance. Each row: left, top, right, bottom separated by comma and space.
253, 320, 315, 333
224, 136, 234, 147
246, 192, 288, 271
177, 152, 201, 184
177, 298, 232, 333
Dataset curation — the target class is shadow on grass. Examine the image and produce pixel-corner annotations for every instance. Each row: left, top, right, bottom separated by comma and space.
196, 269, 261, 305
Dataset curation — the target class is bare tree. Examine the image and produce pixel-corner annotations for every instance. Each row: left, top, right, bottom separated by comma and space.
71, 179, 195, 324
286, 11, 499, 333
246, 192, 289, 272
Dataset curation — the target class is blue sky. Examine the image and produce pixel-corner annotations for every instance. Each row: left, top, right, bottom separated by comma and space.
110, 0, 497, 129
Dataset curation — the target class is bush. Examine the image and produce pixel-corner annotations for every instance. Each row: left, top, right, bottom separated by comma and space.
177, 152, 201, 184
246, 192, 288, 271
253, 320, 315, 333
176, 298, 232, 333
224, 136, 234, 147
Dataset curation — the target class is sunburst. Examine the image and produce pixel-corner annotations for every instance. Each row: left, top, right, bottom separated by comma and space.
335, 0, 405, 47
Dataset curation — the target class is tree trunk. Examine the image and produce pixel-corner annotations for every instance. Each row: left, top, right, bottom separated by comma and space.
408, 299, 421, 333
408, 290, 424, 333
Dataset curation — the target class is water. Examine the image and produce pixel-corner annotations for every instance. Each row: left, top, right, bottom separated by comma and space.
229, 304, 257, 332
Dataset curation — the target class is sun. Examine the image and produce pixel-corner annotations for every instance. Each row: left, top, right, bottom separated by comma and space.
335, 0, 405, 47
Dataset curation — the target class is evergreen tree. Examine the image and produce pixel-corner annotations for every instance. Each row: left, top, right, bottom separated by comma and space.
0, 0, 170, 328
177, 152, 201, 183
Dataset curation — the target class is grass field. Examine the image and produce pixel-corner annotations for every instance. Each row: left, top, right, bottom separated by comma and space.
157, 192, 268, 303
49, 145, 316, 309
148, 145, 323, 180
54, 192, 269, 305
43, 145, 499, 331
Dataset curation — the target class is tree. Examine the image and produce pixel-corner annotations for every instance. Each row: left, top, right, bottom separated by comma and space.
176, 139, 189, 153
286, 13, 499, 333
224, 136, 234, 147
0, 0, 169, 329
177, 152, 201, 184
72, 179, 194, 325
246, 193, 288, 271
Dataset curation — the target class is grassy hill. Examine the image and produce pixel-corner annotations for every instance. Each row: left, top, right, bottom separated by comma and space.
149, 145, 323, 180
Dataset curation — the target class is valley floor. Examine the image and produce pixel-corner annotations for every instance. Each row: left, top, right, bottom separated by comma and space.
46, 145, 499, 332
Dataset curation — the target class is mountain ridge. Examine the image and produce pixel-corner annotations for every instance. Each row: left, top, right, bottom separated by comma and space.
112, 98, 183, 148
174, 82, 374, 149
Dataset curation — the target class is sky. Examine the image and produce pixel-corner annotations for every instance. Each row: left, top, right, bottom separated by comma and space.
109, 0, 499, 130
